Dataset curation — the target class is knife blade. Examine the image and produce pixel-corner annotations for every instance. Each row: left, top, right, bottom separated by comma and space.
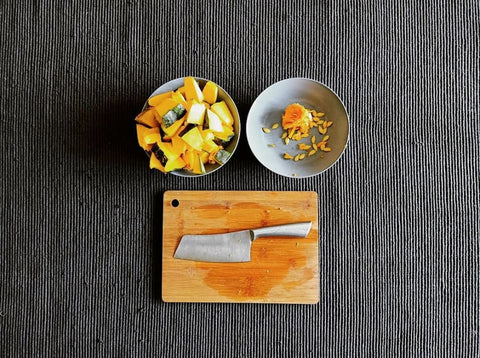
173, 222, 312, 262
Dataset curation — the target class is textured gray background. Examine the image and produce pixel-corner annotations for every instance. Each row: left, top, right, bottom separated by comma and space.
1, 1, 479, 357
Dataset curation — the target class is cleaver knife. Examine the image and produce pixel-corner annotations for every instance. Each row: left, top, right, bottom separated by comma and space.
173, 222, 312, 263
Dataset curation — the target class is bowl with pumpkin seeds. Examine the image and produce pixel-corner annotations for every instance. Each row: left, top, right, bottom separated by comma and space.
246, 78, 349, 178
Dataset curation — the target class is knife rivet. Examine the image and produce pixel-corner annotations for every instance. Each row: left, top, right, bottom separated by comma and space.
171, 199, 179, 207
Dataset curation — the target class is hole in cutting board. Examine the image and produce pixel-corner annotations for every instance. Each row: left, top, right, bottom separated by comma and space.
171, 199, 179, 207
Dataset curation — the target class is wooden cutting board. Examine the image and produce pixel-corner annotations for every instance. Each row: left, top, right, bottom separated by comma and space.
162, 191, 319, 304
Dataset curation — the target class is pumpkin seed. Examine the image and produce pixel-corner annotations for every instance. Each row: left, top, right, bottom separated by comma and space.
262, 127, 271, 133
283, 152, 293, 159
294, 154, 300, 161
322, 135, 329, 141
268, 144, 276, 147
299, 154, 306, 160
285, 137, 290, 145
327, 121, 333, 127
272, 123, 279, 129
281, 132, 287, 139
316, 112, 325, 117
323, 147, 332, 152
292, 173, 297, 177
311, 136, 316, 144
318, 127, 327, 135
308, 150, 316, 156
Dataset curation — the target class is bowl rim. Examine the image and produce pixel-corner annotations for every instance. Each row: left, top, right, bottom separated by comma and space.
246, 77, 350, 178
143, 76, 241, 177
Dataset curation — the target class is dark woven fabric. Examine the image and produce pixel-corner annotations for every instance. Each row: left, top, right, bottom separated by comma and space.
1, 1, 479, 356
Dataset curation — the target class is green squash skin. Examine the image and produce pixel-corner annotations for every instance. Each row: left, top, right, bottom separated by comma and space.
162, 104, 186, 128
162, 110, 177, 128
173, 103, 186, 118
151, 143, 168, 165
214, 149, 231, 165
213, 135, 234, 147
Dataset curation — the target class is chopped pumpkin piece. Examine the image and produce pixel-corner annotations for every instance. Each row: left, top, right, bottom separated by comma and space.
171, 135, 187, 155
185, 99, 196, 112
181, 126, 204, 151
201, 128, 215, 142
162, 103, 186, 128
135, 108, 159, 128
213, 125, 234, 142
164, 156, 186, 172
202, 81, 218, 104
172, 104, 186, 118
214, 149, 231, 165
211, 101, 233, 127
162, 110, 177, 127
177, 86, 186, 96
155, 98, 182, 119
148, 91, 173, 107
149, 153, 166, 173
144, 132, 162, 145
151, 143, 167, 164
183, 148, 196, 170
161, 118, 185, 138
184, 77, 204, 102
199, 151, 209, 164
137, 125, 159, 150
206, 109, 223, 132
202, 139, 219, 153
158, 142, 179, 161
192, 152, 206, 174
175, 122, 194, 139
171, 91, 187, 105
186, 102, 206, 126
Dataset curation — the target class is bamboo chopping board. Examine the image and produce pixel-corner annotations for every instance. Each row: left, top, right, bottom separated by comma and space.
162, 191, 319, 304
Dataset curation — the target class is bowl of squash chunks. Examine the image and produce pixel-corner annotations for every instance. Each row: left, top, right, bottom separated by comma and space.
135, 77, 240, 176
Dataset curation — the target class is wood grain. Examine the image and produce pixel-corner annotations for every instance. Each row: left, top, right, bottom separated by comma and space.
162, 191, 319, 303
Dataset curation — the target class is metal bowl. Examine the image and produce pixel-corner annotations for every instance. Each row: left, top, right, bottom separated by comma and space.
144, 77, 240, 177
246, 78, 349, 178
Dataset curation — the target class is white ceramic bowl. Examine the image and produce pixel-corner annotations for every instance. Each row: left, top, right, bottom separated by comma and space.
246, 78, 349, 178
144, 77, 241, 177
